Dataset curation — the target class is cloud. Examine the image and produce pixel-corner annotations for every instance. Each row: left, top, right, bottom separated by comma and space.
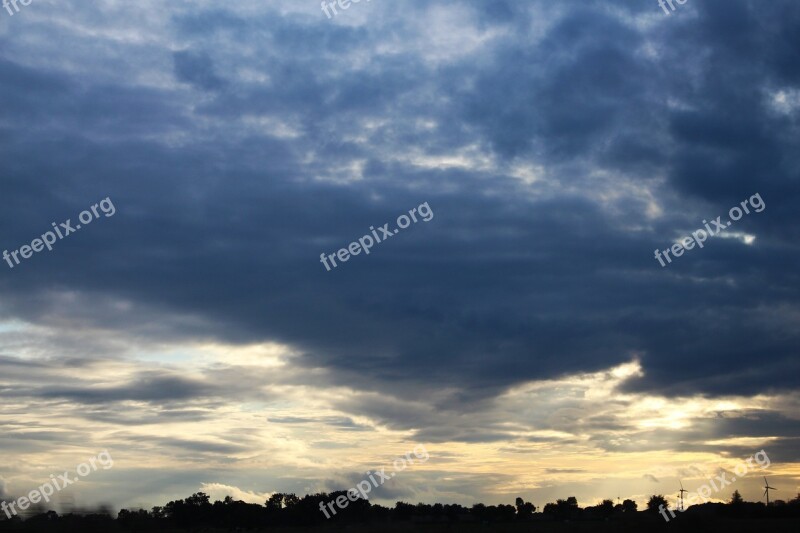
0, 0, 798, 512
199, 483, 272, 505
268, 416, 373, 431
2, 0, 799, 406
173, 50, 226, 91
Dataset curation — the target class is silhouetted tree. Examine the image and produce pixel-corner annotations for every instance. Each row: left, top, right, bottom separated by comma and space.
731, 490, 744, 506
622, 498, 638, 513
597, 499, 615, 519
394, 501, 415, 521
163, 492, 212, 527
515, 497, 536, 520
497, 504, 516, 522
543, 497, 579, 521
265, 493, 284, 511
13, 489, 800, 532
647, 494, 668, 513
283, 493, 300, 508
470, 503, 486, 522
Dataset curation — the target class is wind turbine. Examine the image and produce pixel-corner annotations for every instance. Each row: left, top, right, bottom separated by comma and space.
678, 481, 688, 511
763, 477, 777, 505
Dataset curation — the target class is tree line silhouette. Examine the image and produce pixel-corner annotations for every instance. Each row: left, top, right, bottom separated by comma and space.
1, 489, 799, 531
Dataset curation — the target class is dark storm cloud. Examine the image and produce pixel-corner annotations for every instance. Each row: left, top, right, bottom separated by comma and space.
173, 51, 226, 91
34, 375, 212, 404
0, 354, 292, 413
588, 409, 800, 456
123, 435, 249, 456
79, 407, 214, 426
268, 416, 372, 431
0, 0, 798, 443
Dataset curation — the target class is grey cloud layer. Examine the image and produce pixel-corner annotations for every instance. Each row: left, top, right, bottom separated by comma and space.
0, 0, 798, 445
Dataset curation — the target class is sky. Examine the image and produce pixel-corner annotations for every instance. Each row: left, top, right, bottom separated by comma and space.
1, 0, 799, 515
